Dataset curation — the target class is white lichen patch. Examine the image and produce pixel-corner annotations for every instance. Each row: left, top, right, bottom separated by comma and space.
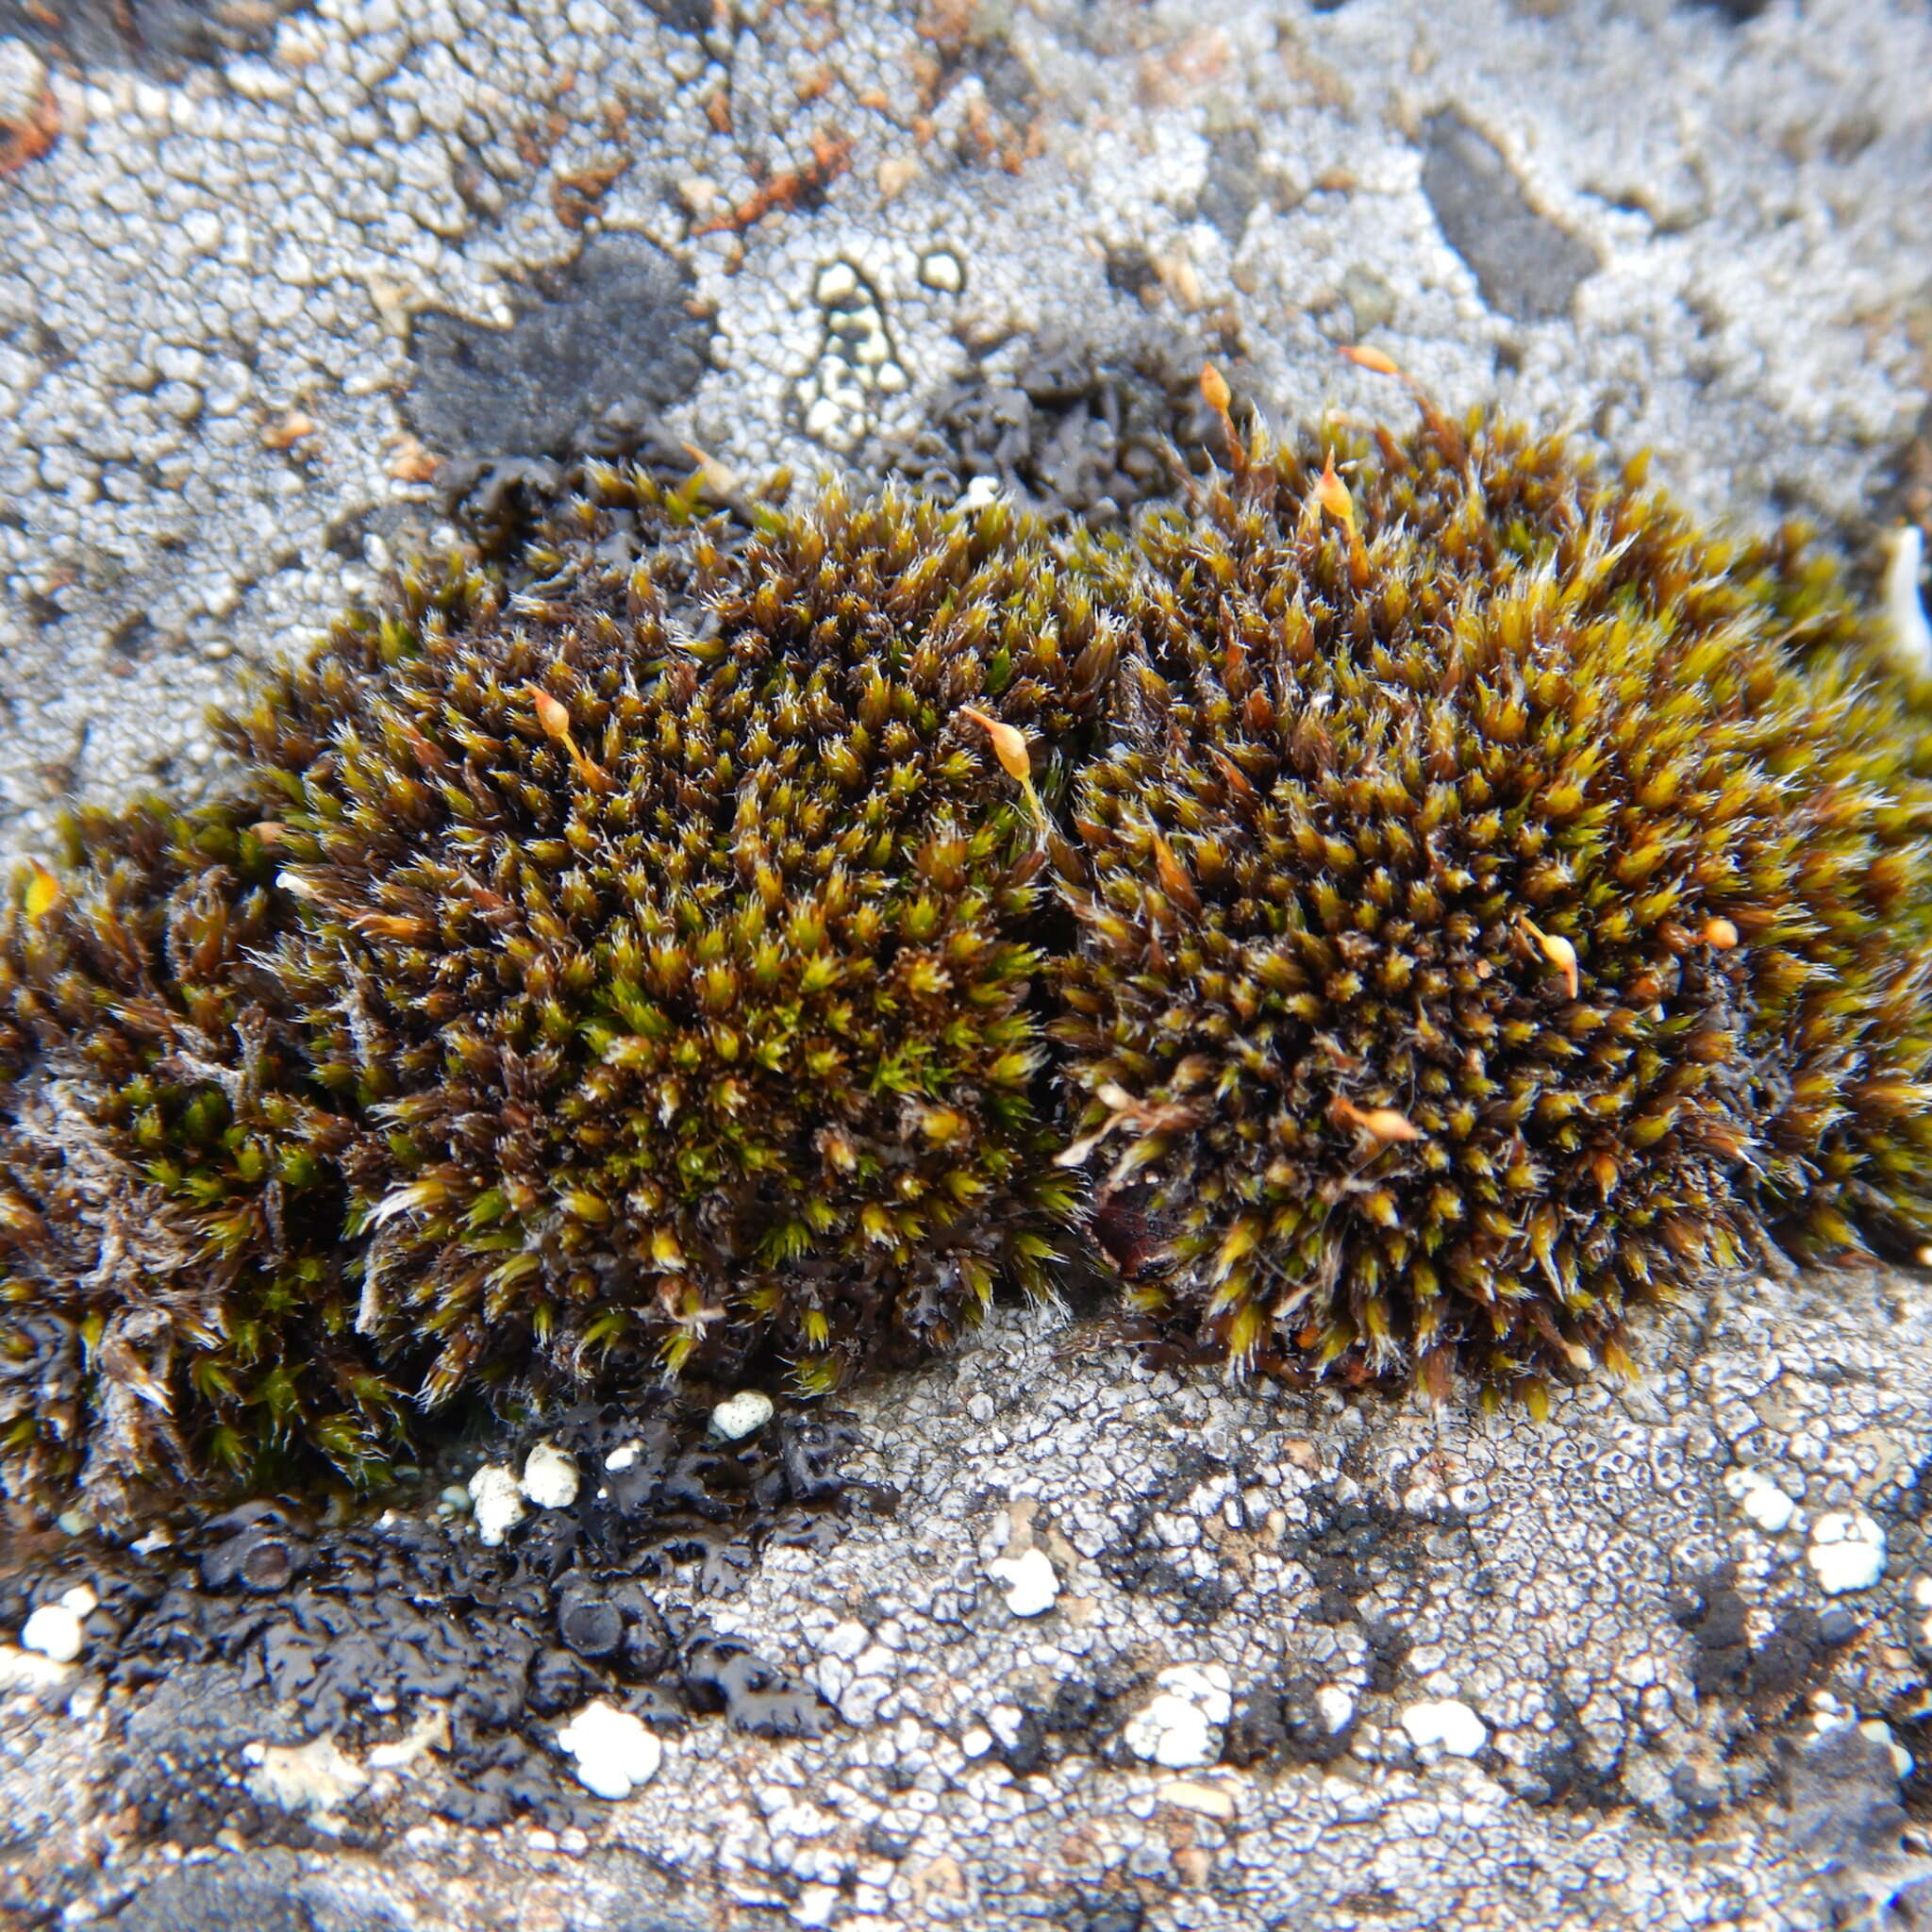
1401, 1699, 1489, 1758
557, 1699, 663, 1801
18, 1585, 95, 1667
1807, 1511, 1887, 1595
986, 1547, 1059, 1617
1724, 1466, 1800, 1534
467, 1463, 525, 1546
798, 258, 908, 450
521, 1441, 580, 1510
1123, 1663, 1234, 1769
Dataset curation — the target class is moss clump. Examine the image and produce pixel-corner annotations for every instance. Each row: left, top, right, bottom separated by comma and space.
2, 470, 1111, 1516
0, 800, 377, 1518
3, 399, 1929, 1521
1052, 409, 1932, 1408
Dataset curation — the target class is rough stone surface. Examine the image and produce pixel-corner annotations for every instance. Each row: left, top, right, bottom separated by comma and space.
0, 0, 1928, 858
3, 1265, 1932, 1926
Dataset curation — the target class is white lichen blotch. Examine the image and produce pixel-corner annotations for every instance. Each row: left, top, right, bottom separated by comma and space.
986, 1547, 1059, 1617
1806, 1510, 1887, 1595
1401, 1699, 1489, 1758
557, 1699, 663, 1800
467, 1463, 525, 1546
521, 1441, 581, 1510
1724, 1466, 1800, 1534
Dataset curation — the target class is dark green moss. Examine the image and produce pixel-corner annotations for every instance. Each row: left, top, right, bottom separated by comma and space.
2, 406, 1928, 1521
1052, 409, 1932, 1408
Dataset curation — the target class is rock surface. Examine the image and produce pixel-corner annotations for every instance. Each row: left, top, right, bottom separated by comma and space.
4, 1264, 1932, 1927
0, 0, 1928, 857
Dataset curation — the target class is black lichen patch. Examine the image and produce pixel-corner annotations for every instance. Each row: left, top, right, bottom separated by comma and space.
1097, 1446, 1243, 1626
1223, 1673, 1357, 1767
1419, 111, 1597, 323
989, 1664, 1141, 1777
1674, 1564, 1858, 1706
405, 239, 711, 469
869, 336, 1236, 526
3, 1391, 871, 1834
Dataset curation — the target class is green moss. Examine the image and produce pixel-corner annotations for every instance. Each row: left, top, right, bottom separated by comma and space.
2, 408, 1929, 1520
1052, 409, 1932, 1409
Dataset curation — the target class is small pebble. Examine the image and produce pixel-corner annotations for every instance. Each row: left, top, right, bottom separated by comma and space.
605, 1441, 641, 1471
468, 1463, 525, 1546
1158, 1779, 1236, 1820
986, 1547, 1058, 1617
1401, 1698, 1488, 1757
709, 1391, 775, 1441
556, 1699, 663, 1800
1807, 1511, 1887, 1595
522, 1441, 581, 1510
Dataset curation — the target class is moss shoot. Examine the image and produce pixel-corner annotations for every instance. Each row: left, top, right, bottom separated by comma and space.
2, 398, 1927, 1521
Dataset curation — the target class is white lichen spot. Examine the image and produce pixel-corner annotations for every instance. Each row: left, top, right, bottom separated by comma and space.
1724, 1466, 1800, 1534
1314, 1683, 1357, 1735
958, 476, 1004, 512
556, 1699, 662, 1800
918, 249, 965, 294
19, 1603, 85, 1665
468, 1462, 525, 1546
521, 1441, 580, 1510
987, 1546, 1059, 1617
1123, 1664, 1234, 1769
1807, 1511, 1886, 1595
1401, 1698, 1488, 1757
814, 260, 859, 305
709, 1391, 775, 1441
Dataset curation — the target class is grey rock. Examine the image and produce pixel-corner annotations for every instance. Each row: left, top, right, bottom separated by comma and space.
1420, 109, 1599, 323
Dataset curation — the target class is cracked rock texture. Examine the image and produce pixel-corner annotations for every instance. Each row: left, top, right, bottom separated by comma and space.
3, 0, 1932, 1925
0, 0, 1929, 855
5, 1272, 1932, 1927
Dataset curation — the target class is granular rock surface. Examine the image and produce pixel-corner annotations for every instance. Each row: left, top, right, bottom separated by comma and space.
1, 0, 1930, 855
5, 1264, 1932, 1928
